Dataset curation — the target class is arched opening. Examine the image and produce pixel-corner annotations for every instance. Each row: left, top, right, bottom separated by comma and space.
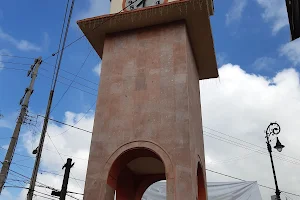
107, 148, 166, 200
197, 162, 206, 200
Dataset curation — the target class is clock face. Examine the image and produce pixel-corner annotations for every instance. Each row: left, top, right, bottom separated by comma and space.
123, 0, 167, 11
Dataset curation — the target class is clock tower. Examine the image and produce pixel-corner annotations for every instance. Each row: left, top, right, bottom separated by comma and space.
77, 0, 218, 199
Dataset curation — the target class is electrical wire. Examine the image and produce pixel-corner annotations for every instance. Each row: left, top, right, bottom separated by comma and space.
203, 126, 300, 164
43, 148, 88, 161
37, 114, 92, 133
4, 59, 98, 88
51, 100, 96, 138
0, 54, 35, 60
38, 72, 97, 96
206, 168, 300, 198
4, 183, 81, 200
42, 62, 98, 86
203, 131, 300, 166
0, 146, 34, 159
34, 194, 59, 200
0, 66, 28, 72
32, 62, 98, 91
283, 193, 295, 200
1, 143, 85, 181
0, 161, 61, 191
3, 184, 57, 200
56, 74, 98, 92
0, 61, 32, 66
0, 137, 13, 140
207, 150, 260, 165
34, 191, 60, 199
44, 0, 139, 61
50, 0, 74, 91
51, 0, 71, 89
50, 49, 93, 113
45, 132, 84, 191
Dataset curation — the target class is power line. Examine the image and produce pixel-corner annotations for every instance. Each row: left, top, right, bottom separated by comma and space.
34, 194, 59, 200
39, 170, 85, 182
0, 162, 54, 190
4, 59, 99, 88
0, 146, 35, 159
44, 148, 88, 161
50, 49, 93, 113
42, 62, 98, 86
38, 72, 97, 96
207, 150, 260, 165
31, 116, 300, 165
59, 68, 98, 86
0, 66, 29, 72
4, 184, 80, 200
32, 63, 98, 91
0, 61, 32, 66
51, 101, 96, 138
203, 126, 300, 164
34, 191, 60, 199
44, 0, 139, 60
37, 114, 92, 134
0, 54, 35, 60
51, 0, 71, 89
206, 168, 300, 198
10, 160, 85, 182
0, 136, 86, 180
45, 132, 84, 191
56, 74, 98, 92
203, 131, 300, 166
0, 137, 13, 140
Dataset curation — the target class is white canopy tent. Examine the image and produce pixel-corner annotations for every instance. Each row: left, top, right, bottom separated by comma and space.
142, 181, 263, 200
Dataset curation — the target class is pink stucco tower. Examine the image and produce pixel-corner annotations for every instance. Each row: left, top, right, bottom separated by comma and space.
77, 0, 218, 199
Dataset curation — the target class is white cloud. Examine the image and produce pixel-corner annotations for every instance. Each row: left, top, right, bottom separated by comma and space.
76, 0, 110, 21
201, 64, 300, 200
280, 39, 300, 66
252, 56, 276, 71
21, 110, 94, 199
93, 62, 102, 76
14, 64, 300, 200
0, 189, 14, 200
0, 27, 41, 52
256, 0, 289, 34
226, 0, 247, 25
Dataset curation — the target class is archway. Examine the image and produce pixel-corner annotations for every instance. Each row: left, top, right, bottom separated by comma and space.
107, 148, 167, 200
197, 162, 206, 200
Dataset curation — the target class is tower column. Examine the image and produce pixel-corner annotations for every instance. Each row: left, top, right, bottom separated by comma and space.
77, 0, 218, 199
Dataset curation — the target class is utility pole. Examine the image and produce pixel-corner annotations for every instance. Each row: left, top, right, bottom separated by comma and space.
0, 57, 42, 193
27, 0, 75, 198
51, 158, 74, 200
27, 89, 54, 200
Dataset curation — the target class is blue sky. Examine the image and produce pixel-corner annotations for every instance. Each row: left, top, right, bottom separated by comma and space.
0, 0, 300, 199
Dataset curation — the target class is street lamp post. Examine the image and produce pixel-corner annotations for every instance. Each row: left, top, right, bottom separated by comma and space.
265, 122, 285, 200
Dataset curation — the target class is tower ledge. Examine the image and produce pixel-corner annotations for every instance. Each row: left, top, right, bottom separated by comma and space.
77, 0, 218, 80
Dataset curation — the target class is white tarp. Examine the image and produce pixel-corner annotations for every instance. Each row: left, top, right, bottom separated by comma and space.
142, 181, 263, 200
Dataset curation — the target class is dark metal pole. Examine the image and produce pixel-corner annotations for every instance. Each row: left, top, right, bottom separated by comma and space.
60, 158, 74, 200
266, 134, 281, 200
